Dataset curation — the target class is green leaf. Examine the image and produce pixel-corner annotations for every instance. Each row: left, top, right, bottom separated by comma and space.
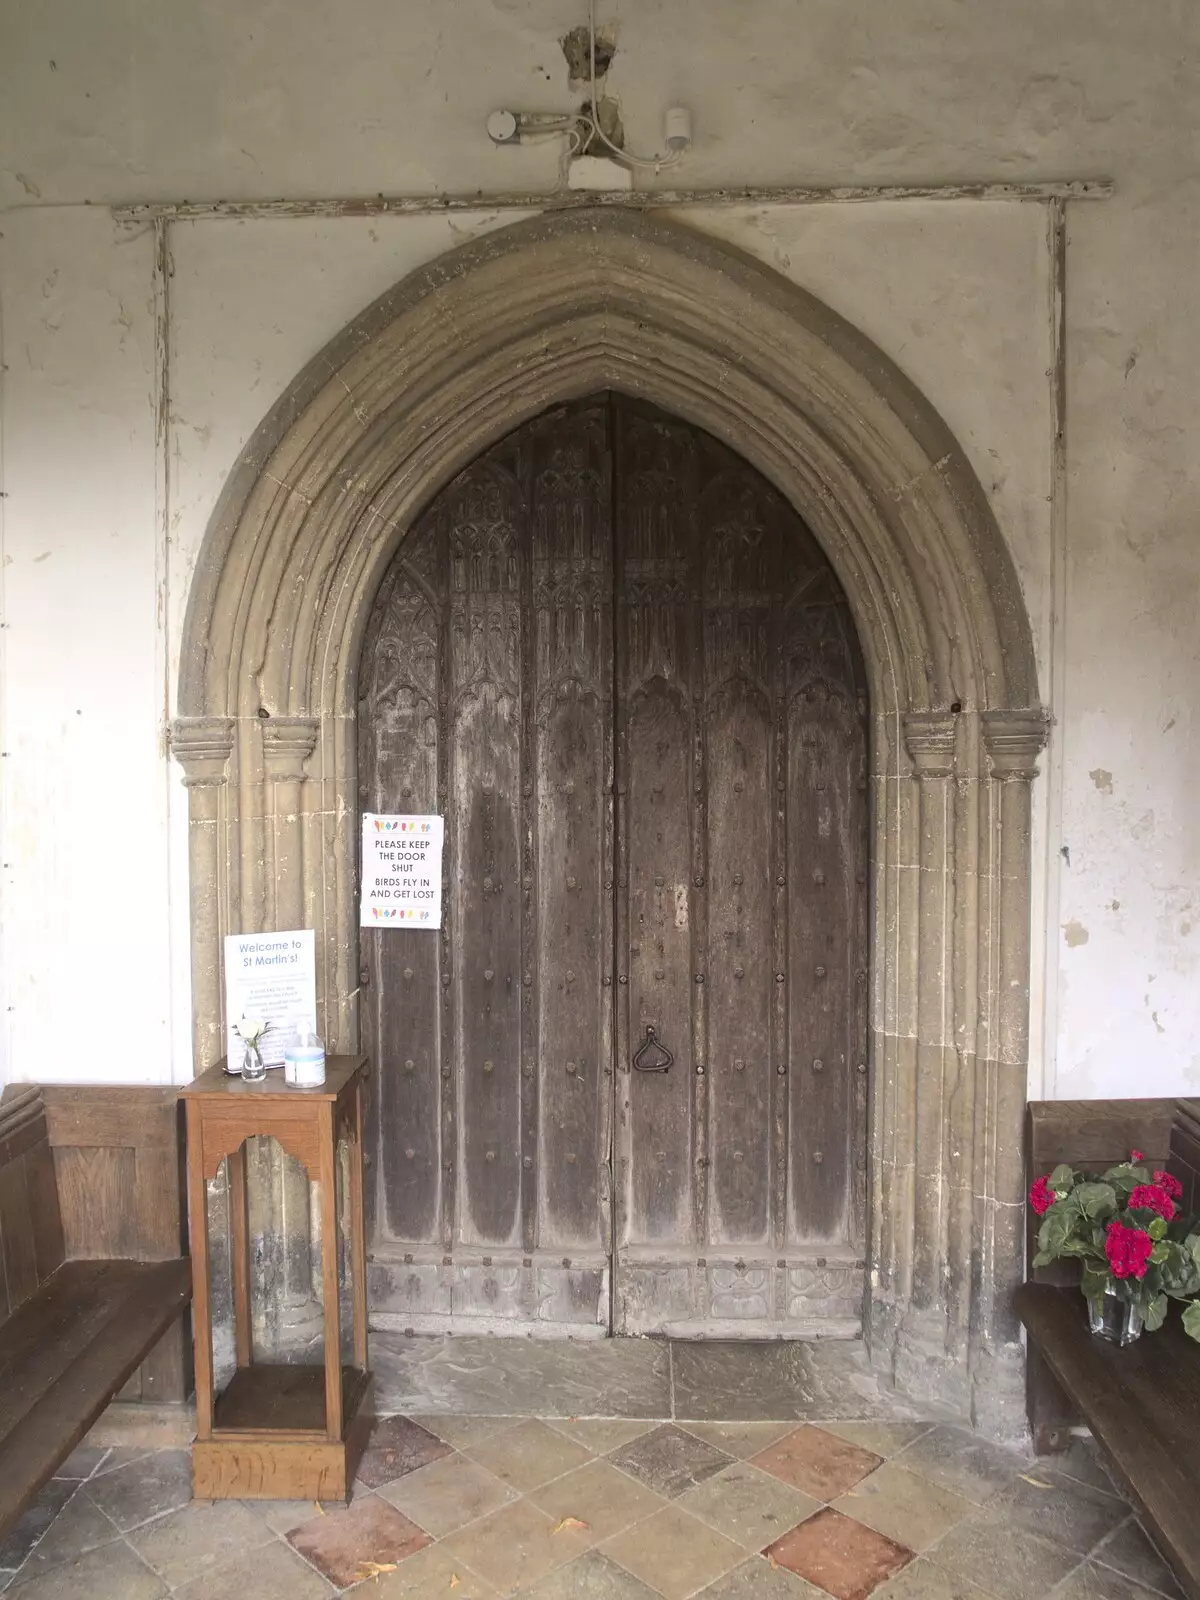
1182, 1301, 1200, 1343
1073, 1182, 1117, 1221
1157, 1244, 1199, 1297
1148, 1217, 1168, 1241
1048, 1164, 1077, 1191
1143, 1293, 1168, 1331
1058, 1237, 1095, 1258
1038, 1209, 1075, 1258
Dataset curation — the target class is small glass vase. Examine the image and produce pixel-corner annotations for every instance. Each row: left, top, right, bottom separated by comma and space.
1087, 1287, 1143, 1346
240, 1042, 266, 1083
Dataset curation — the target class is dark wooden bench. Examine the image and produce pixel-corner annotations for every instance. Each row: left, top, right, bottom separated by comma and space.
0, 1084, 192, 1539
1017, 1098, 1200, 1600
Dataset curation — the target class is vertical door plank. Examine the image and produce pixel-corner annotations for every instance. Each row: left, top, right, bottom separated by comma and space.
359, 526, 445, 1250
447, 463, 525, 1251
615, 405, 699, 1263
702, 467, 783, 1253
530, 404, 613, 1255
624, 688, 695, 1247
785, 608, 867, 1247
705, 688, 772, 1247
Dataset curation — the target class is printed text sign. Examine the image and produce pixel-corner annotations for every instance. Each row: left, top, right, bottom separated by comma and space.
361, 813, 444, 929
223, 930, 317, 1069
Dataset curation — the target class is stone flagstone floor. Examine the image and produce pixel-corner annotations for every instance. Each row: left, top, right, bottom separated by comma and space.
0, 1418, 1180, 1600
0, 1332, 1181, 1599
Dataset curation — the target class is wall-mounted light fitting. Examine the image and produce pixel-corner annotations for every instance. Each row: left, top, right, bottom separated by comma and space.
485, 1, 692, 175
487, 105, 692, 156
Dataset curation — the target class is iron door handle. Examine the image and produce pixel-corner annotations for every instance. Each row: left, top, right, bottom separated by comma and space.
633, 1025, 673, 1074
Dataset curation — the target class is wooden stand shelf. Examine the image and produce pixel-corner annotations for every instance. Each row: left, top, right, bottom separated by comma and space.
182, 1056, 371, 1502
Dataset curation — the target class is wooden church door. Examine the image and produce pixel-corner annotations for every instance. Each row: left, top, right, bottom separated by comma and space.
359, 395, 868, 1339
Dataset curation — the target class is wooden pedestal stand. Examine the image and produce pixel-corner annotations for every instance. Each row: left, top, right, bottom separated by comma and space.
182, 1055, 371, 1502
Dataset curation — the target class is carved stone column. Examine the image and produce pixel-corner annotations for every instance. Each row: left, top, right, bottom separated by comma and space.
864, 710, 918, 1368
171, 717, 235, 1073
171, 717, 237, 1377
262, 718, 319, 931
896, 711, 964, 1406
259, 716, 324, 1354
973, 708, 1048, 1433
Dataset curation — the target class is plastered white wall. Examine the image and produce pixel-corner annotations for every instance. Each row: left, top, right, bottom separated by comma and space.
1, 0, 1197, 1097
0, 209, 170, 1082
1053, 199, 1200, 1095
0, 0, 1191, 206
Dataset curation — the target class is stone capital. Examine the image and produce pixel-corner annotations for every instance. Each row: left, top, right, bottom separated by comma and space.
170, 716, 234, 788
902, 711, 957, 778
262, 715, 320, 782
982, 708, 1050, 781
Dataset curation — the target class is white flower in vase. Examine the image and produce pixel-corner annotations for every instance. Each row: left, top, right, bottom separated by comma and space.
233, 1017, 270, 1047
232, 1017, 271, 1081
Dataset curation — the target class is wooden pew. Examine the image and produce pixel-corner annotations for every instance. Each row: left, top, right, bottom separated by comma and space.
0, 1085, 192, 1539
1017, 1098, 1200, 1600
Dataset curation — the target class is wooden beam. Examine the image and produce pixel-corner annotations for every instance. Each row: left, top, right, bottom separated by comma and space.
1034, 196, 1070, 1102
113, 177, 1114, 225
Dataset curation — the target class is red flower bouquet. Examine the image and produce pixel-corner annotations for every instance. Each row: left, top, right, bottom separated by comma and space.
1028, 1151, 1200, 1341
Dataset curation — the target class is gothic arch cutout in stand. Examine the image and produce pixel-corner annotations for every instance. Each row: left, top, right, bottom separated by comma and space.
172, 210, 1047, 1437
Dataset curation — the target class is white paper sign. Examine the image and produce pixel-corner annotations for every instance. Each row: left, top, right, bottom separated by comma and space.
361, 813, 444, 929
223, 929, 317, 1069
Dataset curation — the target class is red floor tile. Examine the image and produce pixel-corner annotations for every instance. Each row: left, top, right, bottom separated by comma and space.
355, 1415, 453, 1488
752, 1426, 883, 1501
765, 1506, 913, 1600
287, 1495, 431, 1587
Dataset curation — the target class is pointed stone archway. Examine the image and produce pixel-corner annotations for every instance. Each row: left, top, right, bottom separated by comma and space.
172, 209, 1046, 1437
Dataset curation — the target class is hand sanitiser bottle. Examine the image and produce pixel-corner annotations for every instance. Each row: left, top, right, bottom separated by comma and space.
284, 1021, 326, 1088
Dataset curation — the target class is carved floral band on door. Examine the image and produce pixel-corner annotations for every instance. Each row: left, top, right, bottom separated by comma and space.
359, 395, 868, 1338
